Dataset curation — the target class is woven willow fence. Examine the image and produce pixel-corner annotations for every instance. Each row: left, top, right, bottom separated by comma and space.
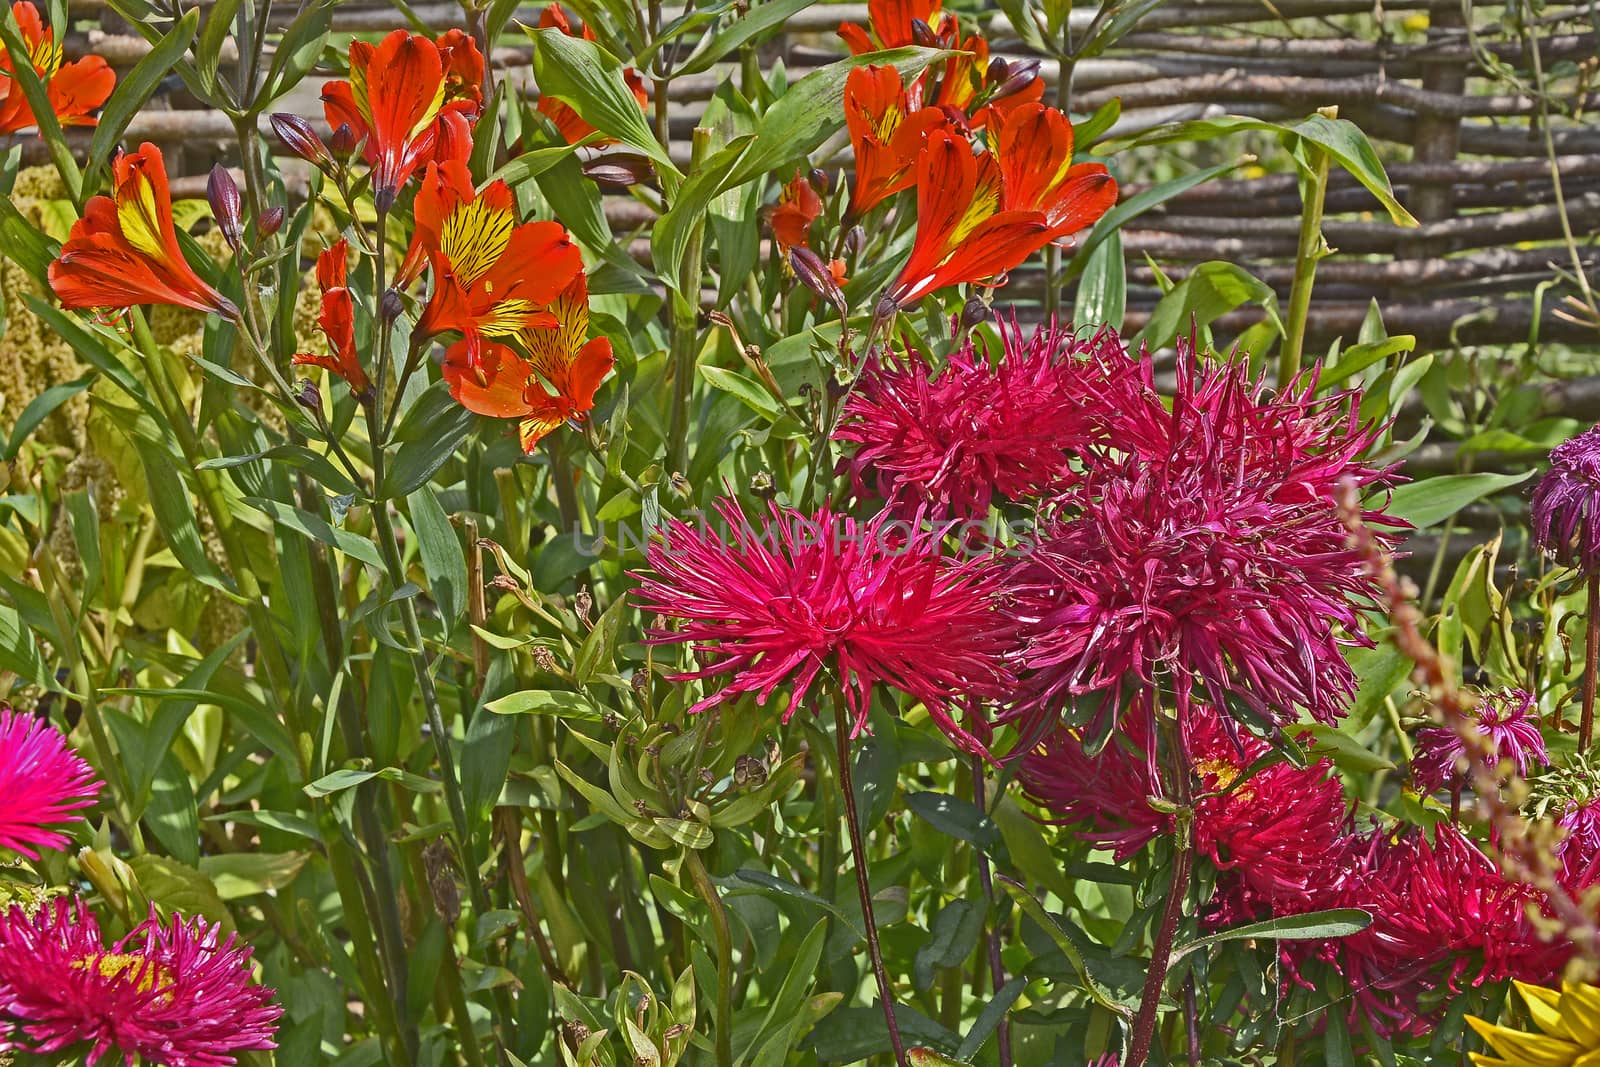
31, 0, 1600, 444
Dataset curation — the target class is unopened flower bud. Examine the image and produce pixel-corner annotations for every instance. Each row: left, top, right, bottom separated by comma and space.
270, 113, 333, 170
992, 62, 1041, 103
911, 17, 937, 46
960, 296, 992, 333
845, 225, 866, 255
750, 471, 775, 499
294, 378, 321, 410
789, 247, 847, 317
808, 168, 830, 194
258, 205, 285, 237
329, 122, 362, 159
987, 57, 1010, 84
582, 153, 655, 190
532, 645, 558, 672
207, 165, 243, 251
575, 588, 593, 623
380, 288, 404, 323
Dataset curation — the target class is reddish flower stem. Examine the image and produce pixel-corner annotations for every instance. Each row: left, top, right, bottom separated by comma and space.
1126, 716, 1194, 1067
971, 756, 1013, 1067
1583, 572, 1599, 750
835, 701, 907, 1067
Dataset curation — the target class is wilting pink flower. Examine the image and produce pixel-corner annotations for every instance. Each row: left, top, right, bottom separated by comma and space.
634, 497, 1015, 757
1531, 424, 1600, 574
1315, 825, 1569, 1038
1410, 687, 1549, 795
835, 320, 1164, 519
1005, 342, 1401, 738
0, 898, 281, 1065
0, 706, 99, 859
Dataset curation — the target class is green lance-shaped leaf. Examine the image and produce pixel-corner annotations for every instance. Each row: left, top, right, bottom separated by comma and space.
1097, 113, 1418, 227
526, 26, 679, 178
85, 9, 198, 195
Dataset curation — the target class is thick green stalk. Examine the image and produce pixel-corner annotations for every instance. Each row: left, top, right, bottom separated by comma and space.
365, 477, 516, 1055
1277, 106, 1337, 389
325, 826, 411, 1063
685, 850, 734, 1067
666, 129, 712, 473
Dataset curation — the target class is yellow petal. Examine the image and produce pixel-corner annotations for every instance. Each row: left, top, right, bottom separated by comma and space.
1562, 983, 1600, 1046
1519, 982, 1578, 1040
1468, 1015, 1583, 1067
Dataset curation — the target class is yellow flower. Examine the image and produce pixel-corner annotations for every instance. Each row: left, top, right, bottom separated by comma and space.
1469, 981, 1600, 1066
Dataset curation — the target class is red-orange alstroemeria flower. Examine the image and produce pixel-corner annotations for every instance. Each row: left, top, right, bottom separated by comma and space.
443, 272, 614, 452
843, 64, 951, 215
838, 0, 952, 53
0, 1, 113, 134
769, 172, 823, 254
536, 6, 648, 145
48, 143, 236, 317
291, 239, 369, 394
885, 106, 1117, 307
403, 160, 584, 379
321, 29, 484, 208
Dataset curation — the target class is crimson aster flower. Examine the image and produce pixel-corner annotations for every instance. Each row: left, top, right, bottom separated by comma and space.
0, 706, 99, 859
634, 497, 1015, 756
1411, 687, 1549, 796
835, 319, 1164, 518
1325, 824, 1569, 1038
1005, 341, 1401, 739
1532, 424, 1600, 575
0, 898, 281, 1066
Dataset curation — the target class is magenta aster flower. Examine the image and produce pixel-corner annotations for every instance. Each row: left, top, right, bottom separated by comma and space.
834, 320, 1165, 519
0, 898, 281, 1066
1410, 687, 1549, 795
634, 497, 1016, 757
1018, 707, 1171, 861
1319, 825, 1569, 1038
1531, 424, 1600, 573
0, 706, 100, 858
1005, 344, 1401, 736
1187, 713, 1355, 927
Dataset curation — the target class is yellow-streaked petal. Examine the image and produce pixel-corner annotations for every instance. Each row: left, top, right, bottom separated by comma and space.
1520, 982, 1578, 1040
1562, 983, 1600, 1046
1468, 1015, 1582, 1067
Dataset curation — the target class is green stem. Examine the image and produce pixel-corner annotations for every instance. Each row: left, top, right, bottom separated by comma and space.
666, 129, 711, 473
325, 823, 410, 1063
1277, 106, 1337, 390
1583, 573, 1598, 750
684, 850, 734, 1067
365, 467, 514, 1054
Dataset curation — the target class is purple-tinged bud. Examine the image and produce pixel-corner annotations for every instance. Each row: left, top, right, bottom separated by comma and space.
911, 17, 938, 46
959, 296, 992, 333
207, 165, 243, 251
270, 113, 333, 170
582, 153, 655, 190
789, 247, 847, 317
258, 206, 285, 237
380, 288, 404, 323
1532, 424, 1600, 574
808, 168, 830, 195
986, 57, 1010, 85
991, 60, 1041, 102
329, 122, 362, 160
844, 225, 866, 255
294, 378, 321, 410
